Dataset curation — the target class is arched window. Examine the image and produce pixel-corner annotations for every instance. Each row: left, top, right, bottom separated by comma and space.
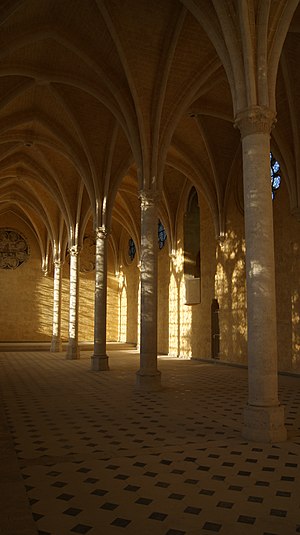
128, 238, 136, 261
183, 187, 201, 304
184, 187, 200, 278
270, 152, 281, 200
158, 220, 167, 250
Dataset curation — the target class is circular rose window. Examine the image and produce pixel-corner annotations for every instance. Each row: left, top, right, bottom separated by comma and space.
0, 228, 30, 270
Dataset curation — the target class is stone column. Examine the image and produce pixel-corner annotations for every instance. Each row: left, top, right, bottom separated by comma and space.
235, 106, 286, 442
50, 259, 63, 352
91, 226, 109, 371
66, 245, 80, 360
136, 190, 161, 390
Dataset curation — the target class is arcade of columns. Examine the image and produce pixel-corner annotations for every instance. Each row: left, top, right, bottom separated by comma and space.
2, 1, 299, 445
48, 105, 287, 444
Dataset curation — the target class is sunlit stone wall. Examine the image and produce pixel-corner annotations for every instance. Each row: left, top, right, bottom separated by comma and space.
215, 191, 247, 364
0, 181, 299, 372
274, 179, 300, 371
157, 243, 170, 354
0, 213, 53, 342
118, 232, 139, 346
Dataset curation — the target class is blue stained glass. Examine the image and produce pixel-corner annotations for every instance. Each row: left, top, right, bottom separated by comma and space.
128, 238, 136, 261
270, 152, 281, 200
158, 220, 167, 249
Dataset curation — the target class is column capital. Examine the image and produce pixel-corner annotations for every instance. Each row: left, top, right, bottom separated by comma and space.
53, 258, 63, 268
69, 244, 81, 256
234, 106, 276, 138
95, 225, 109, 240
139, 189, 161, 207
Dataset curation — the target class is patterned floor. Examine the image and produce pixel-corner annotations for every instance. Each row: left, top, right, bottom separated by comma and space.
0, 348, 300, 535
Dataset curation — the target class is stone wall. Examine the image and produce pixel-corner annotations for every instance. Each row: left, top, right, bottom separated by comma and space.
0, 181, 299, 371
274, 180, 300, 371
0, 213, 53, 341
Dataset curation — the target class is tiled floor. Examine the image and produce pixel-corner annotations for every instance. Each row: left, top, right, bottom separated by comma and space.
0, 348, 300, 535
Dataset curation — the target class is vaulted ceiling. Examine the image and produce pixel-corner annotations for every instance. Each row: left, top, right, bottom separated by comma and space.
0, 0, 299, 264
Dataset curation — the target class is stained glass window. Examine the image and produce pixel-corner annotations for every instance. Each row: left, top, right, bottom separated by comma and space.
270, 152, 281, 199
128, 238, 136, 261
158, 220, 167, 249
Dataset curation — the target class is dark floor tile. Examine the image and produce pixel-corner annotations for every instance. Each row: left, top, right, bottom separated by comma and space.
124, 484, 140, 492
238, 515, 256, 524
70, 524, 92, 534
262, 466, 275, 472
149, 511, 168, 521
202, 521, 222, 532
77, 467, 91, 473
136, 497, 153, 505
111, 518, 131, 527
114, 474, 129, 480
217, 501, 233, 509
32, 512, 44, 521
63, 507, 82, 516
91, 489, 108, 496
165, 530, 186, 535
184, 506, 201, 515
168, 493, 185, 500
101, 502, 119, 510
270, 509, 287, 517
276, 490, 291, 497
248, 495, 263, 503
199, 488, 215, 496
56, 493, 74, 501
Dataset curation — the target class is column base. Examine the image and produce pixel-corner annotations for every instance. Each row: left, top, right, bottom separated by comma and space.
242, 404, 287, 443
50, 336, 62, 352
135, 369, 162, 391
91, 355, 109, 371
66, 342, 80, 360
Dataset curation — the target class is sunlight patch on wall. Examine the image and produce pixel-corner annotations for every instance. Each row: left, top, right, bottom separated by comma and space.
179, 273, 192, 358
78, 278, 95, 341
169, 269, 181, 357
107, 273, 119, 341
292, 288, 300, 368
215, 230, 247, 361
35, 275, 54, 338
118, 269, 127, 343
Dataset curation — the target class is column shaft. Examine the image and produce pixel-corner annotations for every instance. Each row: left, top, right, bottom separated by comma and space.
66, 246, 80, 359
91, 226, 109, 371
136, 190, 161, 390
236, 107, 286, 442
50, 260, 62, 352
